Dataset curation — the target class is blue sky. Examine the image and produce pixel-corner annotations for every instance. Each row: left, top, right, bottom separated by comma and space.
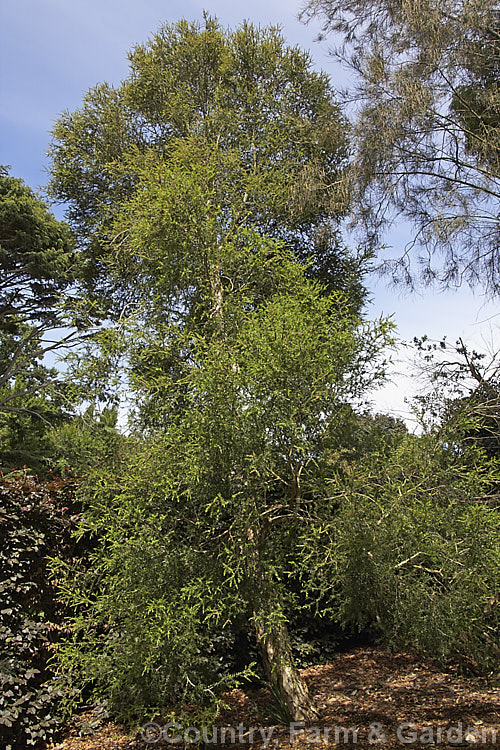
1, 0, 498, 428
0, 0, 334, 188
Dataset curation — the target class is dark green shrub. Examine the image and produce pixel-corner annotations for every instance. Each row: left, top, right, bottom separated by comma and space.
0, 471, 79, 748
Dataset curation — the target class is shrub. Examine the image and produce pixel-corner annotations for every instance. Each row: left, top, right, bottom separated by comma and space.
299, 431, 500, 675
0, 470, 79, 748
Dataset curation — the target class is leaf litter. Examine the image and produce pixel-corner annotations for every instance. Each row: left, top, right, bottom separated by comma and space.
48, 646, 500, 750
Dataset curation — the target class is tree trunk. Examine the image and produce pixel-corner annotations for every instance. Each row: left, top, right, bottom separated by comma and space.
254, 610, 319, 722
247, 514, 317, 721
209, 261, 224, 326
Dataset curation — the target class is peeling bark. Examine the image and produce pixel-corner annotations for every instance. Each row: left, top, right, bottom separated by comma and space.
253, 606, 319, 722
209, 261, 224, 325
250, 539, 318, 723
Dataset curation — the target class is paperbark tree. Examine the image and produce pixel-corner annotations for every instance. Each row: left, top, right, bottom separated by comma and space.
48, 16, 368, 316
54, 272, 392, 724
47, 17, 392, 721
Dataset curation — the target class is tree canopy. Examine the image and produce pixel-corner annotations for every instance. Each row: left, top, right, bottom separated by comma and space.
47, 16, 371, 415
0, 167, 74, 329
48, 16, 363, 318
301, 0, 500, 295
0, 168, 77, 470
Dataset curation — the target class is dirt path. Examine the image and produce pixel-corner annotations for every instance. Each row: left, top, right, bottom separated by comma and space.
49, 646, 499, 750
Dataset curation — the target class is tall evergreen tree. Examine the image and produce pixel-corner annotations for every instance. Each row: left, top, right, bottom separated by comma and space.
301, 0, 500, 294
0, 168, 76, 470
48, 16, 364, 320
48, 17, 392, 721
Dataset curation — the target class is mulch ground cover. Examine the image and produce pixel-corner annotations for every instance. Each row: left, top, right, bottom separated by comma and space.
48, 646, 499, 750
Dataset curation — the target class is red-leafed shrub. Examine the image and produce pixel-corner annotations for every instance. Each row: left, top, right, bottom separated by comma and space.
0, 470, 80, 748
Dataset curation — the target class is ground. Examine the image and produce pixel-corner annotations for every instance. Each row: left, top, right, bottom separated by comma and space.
48, 647, 499, 750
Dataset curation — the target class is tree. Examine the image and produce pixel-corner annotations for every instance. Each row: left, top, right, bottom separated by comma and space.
411, 334, 500, 503
300, 0, 500, 295
0, 168, 75, 332
0, 168, 78, 470
48, 16, 361, 323
47, 17, 393, 722
55, 267, 391, 725
451, 17, 500, 174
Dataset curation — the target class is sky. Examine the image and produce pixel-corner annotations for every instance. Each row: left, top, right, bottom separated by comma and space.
1, 0, 498, 429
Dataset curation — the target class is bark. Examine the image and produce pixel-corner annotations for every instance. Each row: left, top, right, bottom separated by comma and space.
209, 261, 224, 326
254, 611, 319, 722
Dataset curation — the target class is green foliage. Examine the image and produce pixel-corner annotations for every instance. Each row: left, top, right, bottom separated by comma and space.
51, 268, 392, 723
47, 15, 393, 723
47, 406, 125, 476
0, 167, 79, 471
451, 18, 500, 173
0, 472, 80, 748
0, 340, 72, 475
43, 16, 399, 724
412, 335, 500, 499
49, 443, 253, 726
298, 418, 500, 674
301, 0, 500, 295
0, 164, 124, 473
48, 16, 358, 321
0, 167, 75, 327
